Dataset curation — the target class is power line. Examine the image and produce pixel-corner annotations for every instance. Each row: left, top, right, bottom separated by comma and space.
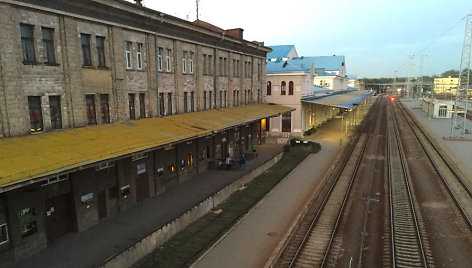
394, 15, 467, 75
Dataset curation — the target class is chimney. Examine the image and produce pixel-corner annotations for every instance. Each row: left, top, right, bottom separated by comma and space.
226, 28, 244, 39
134, 0, 143, 6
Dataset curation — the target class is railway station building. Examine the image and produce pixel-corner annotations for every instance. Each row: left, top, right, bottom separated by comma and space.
265, 45, 370, 137
0, 0, 292, 262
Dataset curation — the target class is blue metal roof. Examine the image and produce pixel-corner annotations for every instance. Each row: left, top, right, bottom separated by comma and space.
314, 86, 332, 94
266, 55, 344, 74
302, 90, 371, 110
316, 71, 335, 77
267, 45, 295, 59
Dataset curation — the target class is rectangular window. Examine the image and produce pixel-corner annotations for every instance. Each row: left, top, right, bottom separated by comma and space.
100, 94, 110, 123
139, 93, 146, 118
258, 63, 261, 80
157, 47, 163, 71
189, 52, 194, 74
166, 48, 172, 72
167, 93, 173, 115
209, 91, 212, 109
159, 93, 165, 116
208, 55, 212, 75
224, 57, 227, 76
136, 43, 142, 70
223, 91, 227, 107
439, 105, 447, 117
81, 34, 92, 66
96, 36, 106, 67
182, 51, 187, 73
86, 94, 96, 125
184, 92, 188, 113
219, 91, 223, 108
0, 223, 8, 245
124, 41, 132, 69
42, 27, 55, 64
49, 96, 62, 129
28, 96, 43, 132
21, 24, 35, 62
233, 91, 236, 106
203, 91, 207, 110
191, 91, 194, 112
219, 57, 223, 76
202, 54, 207, 75
129, 93, 135, 120
19, 207, 37, 238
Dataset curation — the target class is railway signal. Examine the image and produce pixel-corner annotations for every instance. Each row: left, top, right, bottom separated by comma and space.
390, 96, 396, 102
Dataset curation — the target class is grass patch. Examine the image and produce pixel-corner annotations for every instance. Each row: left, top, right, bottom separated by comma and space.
133, 145, 316, 268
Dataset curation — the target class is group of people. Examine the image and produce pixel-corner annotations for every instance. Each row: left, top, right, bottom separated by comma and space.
225, 154, 246, 170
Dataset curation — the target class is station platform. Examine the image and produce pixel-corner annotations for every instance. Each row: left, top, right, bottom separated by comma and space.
401, 98, 472, 182
191, 116, 352, 267
7, 143, 284, 268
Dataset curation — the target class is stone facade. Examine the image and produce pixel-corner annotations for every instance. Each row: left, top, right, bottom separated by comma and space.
0, 0, 270, 263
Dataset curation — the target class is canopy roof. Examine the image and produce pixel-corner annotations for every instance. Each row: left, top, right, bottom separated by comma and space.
302, 90, 372, 110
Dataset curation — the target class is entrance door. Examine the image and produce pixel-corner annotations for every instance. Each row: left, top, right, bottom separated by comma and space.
44, 192, 75, 241
97, 190, 107, 219
136, 173, 149, 202
282, 112, 292, 132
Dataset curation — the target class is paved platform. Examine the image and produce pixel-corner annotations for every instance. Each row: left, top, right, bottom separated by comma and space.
191, 116, 352, 268
7, 143, 283, 268
401, 98, 472, 182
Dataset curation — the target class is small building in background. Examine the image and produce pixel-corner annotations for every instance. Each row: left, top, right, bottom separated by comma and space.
433, 77, 459, 94
422, 98, 454, 118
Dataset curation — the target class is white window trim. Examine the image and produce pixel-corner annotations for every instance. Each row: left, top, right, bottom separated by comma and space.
182, 51, 187, 74
41, 173, 69, 186
0, 223, 9, 245
166, 48, 171, 72
189, 52, 194, 74
157, 48, 163, 71
136, 43, 142, 70
125, 42, 132, 69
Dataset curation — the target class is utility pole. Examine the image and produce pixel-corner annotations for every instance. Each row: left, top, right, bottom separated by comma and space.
393, 70, 397, 95
196, 0, 200, 20
407, 55, 414, 98
418, 54, 424, 98
450, 14, 472, 138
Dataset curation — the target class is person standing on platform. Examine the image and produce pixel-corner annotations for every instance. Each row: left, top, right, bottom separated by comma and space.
226, 155, 232, 170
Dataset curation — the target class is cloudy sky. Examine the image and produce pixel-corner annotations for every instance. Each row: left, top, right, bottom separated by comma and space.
131, 0, 470, 78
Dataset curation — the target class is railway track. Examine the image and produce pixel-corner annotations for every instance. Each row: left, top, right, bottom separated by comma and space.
274, 99, 379, 268
387, 102, 428, 268
396, 102, 472, 229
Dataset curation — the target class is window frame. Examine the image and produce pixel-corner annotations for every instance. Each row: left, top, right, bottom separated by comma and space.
124, 41, 132, 69
96, 36, 106, 67
21, 24, 36, 63
189, 52, 194, 74
157, 47, 163, 71
289, 81, 294, 95
80, 33, 92, 66
0, 223, 9, 246
128, 93, 136, 120
100, 94, 110, 123
281, 81, 287, 95
158, 93, 165, 116
167, 93, 173, 115
136, 43, 143, 70
41, 27, 55, 64
85, 94, 97, 125
139, 93, 146, 118
267, 81, 272, 95
182, 51, 187, 74
165, 48, 172, 72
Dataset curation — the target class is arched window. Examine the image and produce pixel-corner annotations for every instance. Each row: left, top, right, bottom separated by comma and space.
289, 81, 294, 95
267, 81, 272, 95
281, 81, 286, 95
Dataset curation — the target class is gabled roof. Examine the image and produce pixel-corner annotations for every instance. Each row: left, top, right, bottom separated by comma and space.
267, 57, 314, 73
267, 45, 296, 59
312, 56, 344, 71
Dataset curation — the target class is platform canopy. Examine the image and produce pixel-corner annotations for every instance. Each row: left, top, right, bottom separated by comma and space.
301, 90, 372, 110
0, 103, 293, 191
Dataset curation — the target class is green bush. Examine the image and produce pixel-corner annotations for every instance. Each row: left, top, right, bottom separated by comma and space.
311, 141, 321, 153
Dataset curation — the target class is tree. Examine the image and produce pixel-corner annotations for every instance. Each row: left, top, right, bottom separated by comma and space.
441, 69, 459, 78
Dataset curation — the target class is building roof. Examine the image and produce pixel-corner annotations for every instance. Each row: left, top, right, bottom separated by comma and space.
302, 90, 371, 110
267, 45, 296, 59
0, 103, 293, 191
266, 56, 345, 74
